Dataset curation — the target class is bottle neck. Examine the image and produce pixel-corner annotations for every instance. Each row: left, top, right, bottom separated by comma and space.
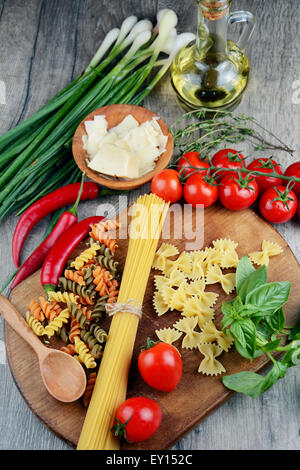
196, 0, 230, 54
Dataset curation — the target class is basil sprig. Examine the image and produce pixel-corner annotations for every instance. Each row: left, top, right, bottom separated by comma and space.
222, 256, 300, 397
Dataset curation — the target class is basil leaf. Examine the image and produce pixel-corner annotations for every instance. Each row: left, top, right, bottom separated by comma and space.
288, 320, 300, 340
238, 265, 268, 303
236, 256, 256, 294
281, 341, 300, 367
245, 281, 291, 316
222, 371, 265, 398
260, 361, 288, 394
230, 319, 256, 361
261, 338, 282, 353
223, 361, 289, 398
263, 307, 286, 333
222, 298, 235, 316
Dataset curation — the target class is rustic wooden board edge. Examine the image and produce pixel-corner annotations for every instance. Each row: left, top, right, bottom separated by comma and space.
4, 204, 300, 450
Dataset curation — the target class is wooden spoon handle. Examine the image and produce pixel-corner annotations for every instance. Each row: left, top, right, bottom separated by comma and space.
0, 295, 46, 357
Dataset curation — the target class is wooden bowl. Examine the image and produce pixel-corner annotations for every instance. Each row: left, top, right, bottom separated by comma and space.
72, 104, 174, 190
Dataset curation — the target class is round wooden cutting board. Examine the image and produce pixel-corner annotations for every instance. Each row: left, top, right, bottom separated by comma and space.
5, 203, 300, 450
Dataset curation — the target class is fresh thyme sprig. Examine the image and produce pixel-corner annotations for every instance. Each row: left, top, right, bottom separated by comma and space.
171, 108, 294, 158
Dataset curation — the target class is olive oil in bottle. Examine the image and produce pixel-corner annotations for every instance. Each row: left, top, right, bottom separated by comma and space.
170, 0, 255, 111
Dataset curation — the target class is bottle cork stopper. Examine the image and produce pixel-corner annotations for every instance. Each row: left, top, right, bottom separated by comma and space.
200, 1, 229, 20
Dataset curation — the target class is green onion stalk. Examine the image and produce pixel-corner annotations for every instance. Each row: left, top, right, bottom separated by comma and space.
0, 9, 195, 224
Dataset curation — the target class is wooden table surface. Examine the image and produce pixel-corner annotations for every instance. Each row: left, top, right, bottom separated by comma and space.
0, 0, 299, 451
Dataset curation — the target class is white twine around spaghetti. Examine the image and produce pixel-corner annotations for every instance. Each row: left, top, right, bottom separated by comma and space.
105, 299, 142, 319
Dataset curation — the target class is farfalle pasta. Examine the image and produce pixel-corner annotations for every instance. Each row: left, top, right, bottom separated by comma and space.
152, 242, 179, 271
174, 317, 202, 350
198, 343, 225, 376
248, 240, 283, 266
155, 328, 183, 345
205, 265, 236, 295
182, 297, 215, 328
199, 320, 233, 352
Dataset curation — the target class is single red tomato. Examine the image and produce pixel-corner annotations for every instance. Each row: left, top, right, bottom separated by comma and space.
183, 173, 218, 208
151, 169, 183, 203
177, 151, 210, 179
112, 397, 162, 443
212, 148, 245, 180
219, 174, 258, 210
247, 158, 283, 194
284, 162, 300, 196
259, 185, 298, 223
138, 339, 182, 392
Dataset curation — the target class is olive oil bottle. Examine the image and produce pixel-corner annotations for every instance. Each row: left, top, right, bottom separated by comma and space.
170, 0, 255, 111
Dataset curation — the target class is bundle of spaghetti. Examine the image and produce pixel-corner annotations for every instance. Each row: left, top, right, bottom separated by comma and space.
77, 193, 169, 450
27, 300, 44, 322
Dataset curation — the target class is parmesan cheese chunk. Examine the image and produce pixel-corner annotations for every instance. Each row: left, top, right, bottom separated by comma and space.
87, 143, 140, 179
84, 114, 167, 179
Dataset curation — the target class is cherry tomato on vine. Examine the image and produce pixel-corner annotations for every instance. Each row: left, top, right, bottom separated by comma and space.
247, 158, 283, 194
112, 397, 162, 443
151, 169, 183, 203
183, 173, 218, 208
177, 151, 210, 179
219, 174, 258, 211
211, 148, 245, 180
284, 162, 300, 196
138, 339, 182, 392
259, 185, 298, 223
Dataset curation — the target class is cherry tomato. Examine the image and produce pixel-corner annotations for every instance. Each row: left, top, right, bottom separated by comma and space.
138, 339, 182, 392
112, 397, 162, 443
247, 158, 283, 194
284, 162, 300, 196
177, 151, 210, 179
212, 148, 245, 180
151, 169, 183, 203
259, 185, 298, 223
183, 173, 218, 208
219, 174, 258, 211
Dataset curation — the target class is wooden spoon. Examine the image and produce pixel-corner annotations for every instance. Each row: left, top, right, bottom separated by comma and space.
0, 295, 87, 403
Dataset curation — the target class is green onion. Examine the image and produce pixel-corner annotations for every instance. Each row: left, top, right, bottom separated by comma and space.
0, 9, 194, 223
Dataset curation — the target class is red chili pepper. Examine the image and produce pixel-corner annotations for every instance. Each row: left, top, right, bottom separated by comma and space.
41, 216, 104, 293
11, 176, 86, 290
12, 181, 99, 268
